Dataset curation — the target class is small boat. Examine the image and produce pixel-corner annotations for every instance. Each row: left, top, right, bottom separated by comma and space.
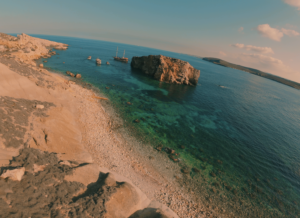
113, 47, 128, 63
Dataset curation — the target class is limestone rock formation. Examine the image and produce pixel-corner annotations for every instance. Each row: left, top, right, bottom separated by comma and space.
131, 55, 200, 86
96, 58, 101, 65
0, 33, 68, 65
75, 74, 82, 79
0, 167, 25, 181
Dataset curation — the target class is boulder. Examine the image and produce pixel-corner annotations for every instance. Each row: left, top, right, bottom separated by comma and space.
70, 73, 75, 77
106, 61, 110, 65
0, 167, 25, 181
66, 71, 71, 75
75, 74, 81, 79
131, 55, 200, 86
96, 58, 101, 65
87, 56, 92, 60
35, 104, 44, 109
39, 64, 43, 68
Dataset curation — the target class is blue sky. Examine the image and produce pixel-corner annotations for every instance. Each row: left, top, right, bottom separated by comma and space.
1, 0, 300, 81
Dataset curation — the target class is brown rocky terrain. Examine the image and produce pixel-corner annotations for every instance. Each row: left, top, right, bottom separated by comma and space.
0, 33, 180, 218
131, 55, 200, 86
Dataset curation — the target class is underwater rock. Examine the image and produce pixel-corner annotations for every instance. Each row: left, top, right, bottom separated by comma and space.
87, 56, 92, 60
210, 172, 216, 177
66, 71, 71, 75
106, 61, 110, 65
212, 182, 219, 187
169, 155, 179, 162
179, 145, 185, 149
43, 60, 47, 63
70, 73, 75, 77
225, 185, 232, 191
131, 55, 200, 86
127, 102, 132, 105
232, 189, 238, 195
134, 119, 140, 123
106, 87, 110, 89
164, 147, 175, 154
181, 168, 190, 174
156, 145, 163, 151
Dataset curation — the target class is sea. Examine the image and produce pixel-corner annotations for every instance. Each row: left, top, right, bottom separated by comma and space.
28, 34, 300, 216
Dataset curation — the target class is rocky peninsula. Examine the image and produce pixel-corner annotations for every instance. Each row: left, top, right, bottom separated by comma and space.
203, 57, 300, 90
131, 55, 200, 86
0, 33, 184, 218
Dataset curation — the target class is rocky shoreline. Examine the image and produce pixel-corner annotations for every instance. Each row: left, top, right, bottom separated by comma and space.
0, 33, 286, 218
0, 33, 181, 218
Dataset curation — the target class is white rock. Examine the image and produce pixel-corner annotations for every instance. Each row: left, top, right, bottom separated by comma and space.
0, 167, 25, 181
33, 164, 46, 173
36, 104, 44, 109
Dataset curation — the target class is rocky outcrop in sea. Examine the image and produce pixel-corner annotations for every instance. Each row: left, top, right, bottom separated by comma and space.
131, 55, 200, 86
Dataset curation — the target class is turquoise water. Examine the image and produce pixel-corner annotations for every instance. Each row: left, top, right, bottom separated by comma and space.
34, 34, 300, 216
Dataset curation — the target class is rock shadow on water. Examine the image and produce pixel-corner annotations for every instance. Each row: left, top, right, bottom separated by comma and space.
141, 90, 170, 102
158, 82, 197, 101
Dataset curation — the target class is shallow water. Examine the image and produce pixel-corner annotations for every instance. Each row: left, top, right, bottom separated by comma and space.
32, 34, 299, 216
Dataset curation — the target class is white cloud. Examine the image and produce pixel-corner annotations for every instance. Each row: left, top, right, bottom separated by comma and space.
219, 51, 227, 56
284, 0, 300, 10
281, 28, 300, 36
256, 24, 284, 41
231, 43, 274, 54
231, 43, 244, 49
238, 27, 244, 32
256, 24, 299, 41
241, 53, 283, 65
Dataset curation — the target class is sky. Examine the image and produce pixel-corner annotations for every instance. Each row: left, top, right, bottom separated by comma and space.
0, 0, 300, 82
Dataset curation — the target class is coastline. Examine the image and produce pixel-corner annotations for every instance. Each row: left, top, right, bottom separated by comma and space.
0, 33, 202, 217
0, 33, 292, 217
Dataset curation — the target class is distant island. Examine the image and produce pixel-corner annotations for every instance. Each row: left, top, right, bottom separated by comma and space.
202, 57, 300, 90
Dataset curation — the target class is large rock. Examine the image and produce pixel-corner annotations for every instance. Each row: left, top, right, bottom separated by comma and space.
75, 74, 81, 79
0, 167, 25, 181
96, 58, 101, 65
131, 55, 200, 86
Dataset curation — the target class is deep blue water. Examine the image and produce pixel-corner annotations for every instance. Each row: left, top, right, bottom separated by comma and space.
32, 34, 300, 216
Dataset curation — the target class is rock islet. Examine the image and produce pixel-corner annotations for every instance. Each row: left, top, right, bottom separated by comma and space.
131, 55, 200, 86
